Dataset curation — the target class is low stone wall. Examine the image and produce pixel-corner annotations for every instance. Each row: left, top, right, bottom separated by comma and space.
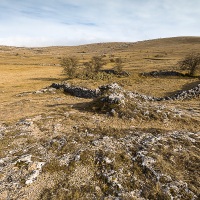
141, 70, 184, 77
50, 82, 200, 101
50, 83, 100, 98
132, 83, 200, 101
163, 83, 200, 100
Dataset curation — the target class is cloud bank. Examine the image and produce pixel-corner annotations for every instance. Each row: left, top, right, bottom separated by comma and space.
0, 0, 200, 47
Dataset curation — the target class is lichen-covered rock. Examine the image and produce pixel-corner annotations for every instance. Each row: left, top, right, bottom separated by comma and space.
99, 83, 122, 92
0, 111, 199, 199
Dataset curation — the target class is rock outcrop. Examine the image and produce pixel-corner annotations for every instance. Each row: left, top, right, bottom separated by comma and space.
0, 116, 199, 199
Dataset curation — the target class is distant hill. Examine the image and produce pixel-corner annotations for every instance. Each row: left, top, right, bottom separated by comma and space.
1, 36, 200, 72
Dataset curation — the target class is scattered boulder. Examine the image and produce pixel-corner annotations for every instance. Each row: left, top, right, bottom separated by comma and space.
0, 111, 199, 199
16, 87, 57, 97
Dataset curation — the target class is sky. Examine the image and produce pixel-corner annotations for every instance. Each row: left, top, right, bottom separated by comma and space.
0, 0, 199, 47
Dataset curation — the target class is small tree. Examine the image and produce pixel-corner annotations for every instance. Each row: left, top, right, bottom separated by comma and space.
61, 56, 78, 78
114, 57, 123, 73
91, 56, 105, 72
84, 61, 94, 72
178, 53, 200, 76
83, 61, 95, 78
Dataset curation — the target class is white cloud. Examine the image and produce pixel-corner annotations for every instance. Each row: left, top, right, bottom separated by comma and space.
0, 0, 200, 47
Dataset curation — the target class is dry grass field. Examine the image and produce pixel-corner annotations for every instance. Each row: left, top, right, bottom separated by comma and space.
1, 37, 200, 123
0, 37, 200, 199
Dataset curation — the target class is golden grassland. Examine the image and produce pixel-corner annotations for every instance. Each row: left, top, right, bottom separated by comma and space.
0, 36, 200, 127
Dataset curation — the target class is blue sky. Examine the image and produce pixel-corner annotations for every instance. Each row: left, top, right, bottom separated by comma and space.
0, 0, 199, 47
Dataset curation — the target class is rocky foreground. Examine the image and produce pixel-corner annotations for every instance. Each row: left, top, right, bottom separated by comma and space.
0, 83, 200, 200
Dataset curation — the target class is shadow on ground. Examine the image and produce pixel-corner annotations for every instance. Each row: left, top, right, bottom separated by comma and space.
165, 80, 200, 97
30, 77, 66, 82
181, 80, 200, 90
46, 103, 71, 108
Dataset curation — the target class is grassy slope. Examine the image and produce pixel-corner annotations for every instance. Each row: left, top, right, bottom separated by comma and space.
0, 36, 200, 123
0, 37, 200, 199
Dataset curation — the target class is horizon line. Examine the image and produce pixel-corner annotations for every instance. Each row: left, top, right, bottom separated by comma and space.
0, 36, 199, 48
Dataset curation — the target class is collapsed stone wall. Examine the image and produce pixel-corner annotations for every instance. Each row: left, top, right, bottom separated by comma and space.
49, 82, 200, 119
50, 83, 100, 98
131, 83, 200, 101
141, 70, 185, 77
50, 82, 200, 101
163, 83, 200, 100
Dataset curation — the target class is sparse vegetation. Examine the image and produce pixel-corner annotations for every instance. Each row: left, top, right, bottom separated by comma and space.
0, 37, 200, 200
178, 53, 200, 76
90, 56, 106, 72
113, 57, 123, 73
60, 56, 78, 78
83, 55, 106, 75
